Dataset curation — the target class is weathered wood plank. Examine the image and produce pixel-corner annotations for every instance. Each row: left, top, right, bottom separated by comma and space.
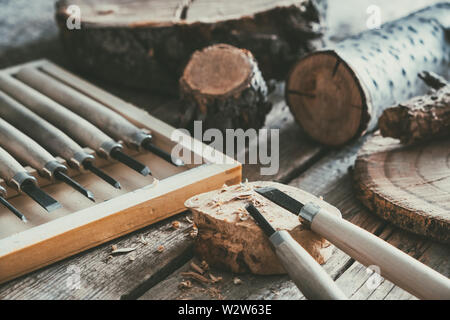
0, 214, 194, 299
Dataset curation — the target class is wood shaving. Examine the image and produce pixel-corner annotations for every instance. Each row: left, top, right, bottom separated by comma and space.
172, 221, 180, 229
129, 253, 136, 261
200, 260, 209, 271
111, 245, 118, 251
178, 280, 192, 290
189, 229, 198, 238
190, 262, 204, 274
209, 273, 222, 283
233, 277, 242, 285
185, 216, 193, 224
181, 272, 210, 284
156, 245, 165, 253
111, 247, 137, 255
139, 235, 148, 245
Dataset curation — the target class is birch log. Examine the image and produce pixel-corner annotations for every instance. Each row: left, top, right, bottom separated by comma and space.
379, 72, 450, 144
286, 2, 450, 146
55, 0, 326, 95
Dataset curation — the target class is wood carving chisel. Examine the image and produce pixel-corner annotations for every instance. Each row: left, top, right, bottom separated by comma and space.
0, 117, 94, 201
0, 74, 150, 177
0, 91, 121, 190
255, 187, 450, 300
0, 185, 27, 222
0, 146, 60, 212
15, 67, 184, 167
245, 204, 346, 300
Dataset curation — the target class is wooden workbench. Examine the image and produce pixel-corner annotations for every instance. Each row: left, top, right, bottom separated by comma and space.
0, 0, 448, 300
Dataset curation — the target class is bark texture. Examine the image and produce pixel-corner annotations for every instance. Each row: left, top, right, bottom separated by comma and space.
179, 44, 271, 131
286, 2, 450, 146
379, 72, 450, 144
353, 132, 450, 244
55, 0, 326, 95
185, 181, 337, 275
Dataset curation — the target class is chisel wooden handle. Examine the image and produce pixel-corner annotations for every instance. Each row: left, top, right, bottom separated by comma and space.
270, 230, 346, 300
16, 67, 150, 149
0, 117, 66, 179
304, 204, 450, 300
0, 74, 122, 158
0, 146, 36, 191
0, 91, 93, 168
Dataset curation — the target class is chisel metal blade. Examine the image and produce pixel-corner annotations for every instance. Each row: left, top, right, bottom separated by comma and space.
255, 187, 305, 215
245, 204, 276, 237
21, 181, 61, 212
54, 170, 95, 202
84, 162, 121, 189
110, 149, 151, 176
0, 196, 27, 222
142, 141, 185, 167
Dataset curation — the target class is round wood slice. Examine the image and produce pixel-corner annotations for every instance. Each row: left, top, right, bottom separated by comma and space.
286, 3, 450, 146
179, 44, 271, 131
55, 0, 326, 95
353, 133, 450, 244
185, 181, 339, 275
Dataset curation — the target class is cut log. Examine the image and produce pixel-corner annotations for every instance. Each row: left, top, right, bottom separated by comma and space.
379, 72, 450, 144
184, 181, 338, 275
55, 0, 326, 95
179, 44, 272, 131
286, 3, 450, 146
353, 132, 450, 244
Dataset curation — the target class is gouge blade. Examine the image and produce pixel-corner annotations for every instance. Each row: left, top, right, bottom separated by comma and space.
110, 149, 151, 176
54, 170, 95, 202
255, 187, 304, 215
245, 204, 276, 237
21, 181, 61, 213
0, 196, 27, 222
142, 141, 185, 167
84, 162, 121, 189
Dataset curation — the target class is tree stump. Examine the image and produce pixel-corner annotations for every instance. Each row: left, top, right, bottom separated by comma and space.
179, 44, 271, 131
379, 72, 450, 144
286, 3, 450, 146
56, 0, 326, 95
184, 181, 338, 275
353, 133, 450, 244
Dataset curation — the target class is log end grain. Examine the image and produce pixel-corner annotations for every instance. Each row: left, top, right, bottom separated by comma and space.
185, 181, 339, 275
180, 44, 272, 131
286, 51, 365, 146
353, 133, 450, 244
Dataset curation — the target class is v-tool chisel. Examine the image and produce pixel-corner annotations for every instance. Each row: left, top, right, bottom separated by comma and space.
0, 146, 60, 212
15, 67, 184, 167
0, 185, 27, 222
0, 117, 94, 201
246, 204, 346, 300
0, 91, 121, 190
0, 74, 150, 177
255, 187, 450, 300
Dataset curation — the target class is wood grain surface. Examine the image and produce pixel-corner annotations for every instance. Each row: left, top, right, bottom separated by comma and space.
354, 133, 450, 243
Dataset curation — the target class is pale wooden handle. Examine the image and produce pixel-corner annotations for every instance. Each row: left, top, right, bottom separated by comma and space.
0, 74, 120, 156
0, 117, 62, 177
16, 67, 149, 149
270, 230, 346, 300
0, 146, 26, 183
0, 90, 88, 167
311, 209, 450, 300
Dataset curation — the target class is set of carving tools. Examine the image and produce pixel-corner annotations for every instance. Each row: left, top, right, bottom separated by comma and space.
0, 67, 184, 222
